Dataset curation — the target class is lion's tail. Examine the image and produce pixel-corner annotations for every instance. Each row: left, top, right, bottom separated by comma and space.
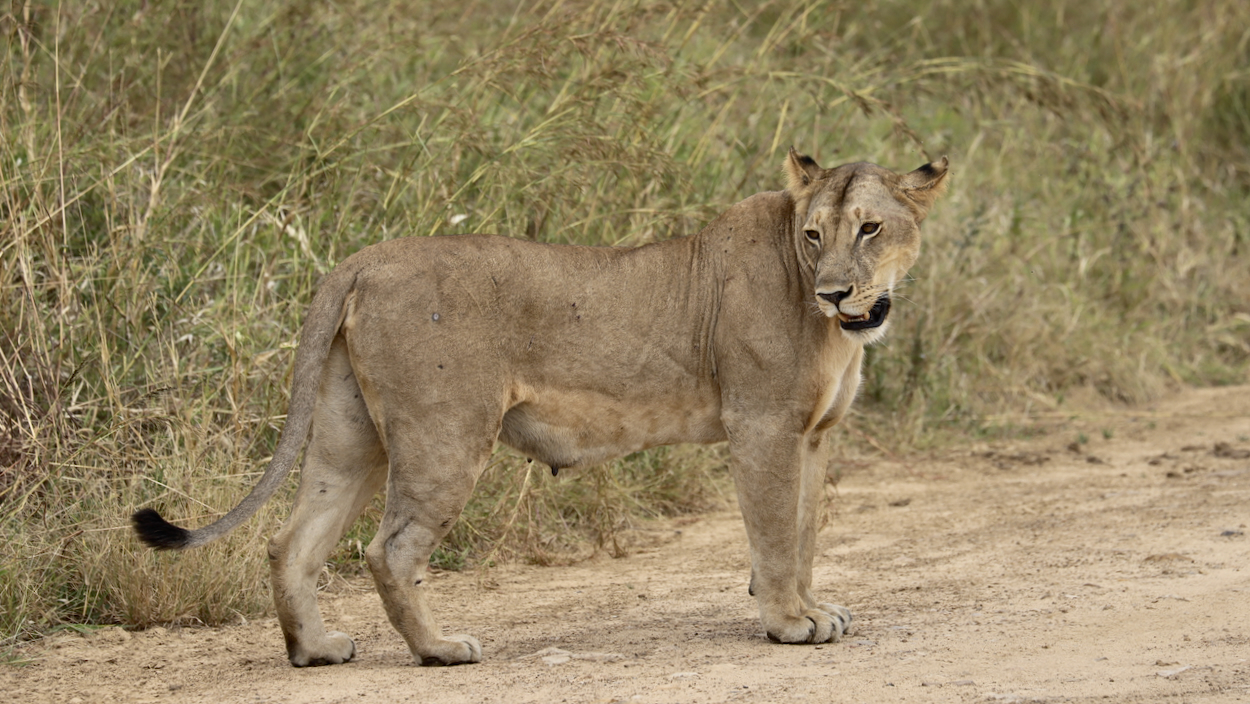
132, 263, 359, 550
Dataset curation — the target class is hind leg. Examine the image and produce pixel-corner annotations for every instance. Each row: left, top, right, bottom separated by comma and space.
268, 336, 387, 667
364, 415, 495, 666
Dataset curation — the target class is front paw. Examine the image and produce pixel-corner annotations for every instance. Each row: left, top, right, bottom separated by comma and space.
418, 634, 482, 666
764, 609, 842, 644
288, 631, 356, 667
814, 602, 853, 639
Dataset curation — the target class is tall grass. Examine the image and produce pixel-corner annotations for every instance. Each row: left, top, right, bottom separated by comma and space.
2, 0, 1247, 642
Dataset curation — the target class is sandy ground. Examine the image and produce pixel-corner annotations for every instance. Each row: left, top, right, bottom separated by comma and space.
5, 385, 1249, 703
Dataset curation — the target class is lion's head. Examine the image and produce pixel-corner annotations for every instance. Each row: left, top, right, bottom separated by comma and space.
785, 149, 948, 344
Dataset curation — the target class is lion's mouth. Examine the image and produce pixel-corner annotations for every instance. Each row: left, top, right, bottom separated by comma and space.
837, 296, 891, 331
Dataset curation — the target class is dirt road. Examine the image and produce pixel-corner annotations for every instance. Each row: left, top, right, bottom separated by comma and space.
6, 386, 1249, 703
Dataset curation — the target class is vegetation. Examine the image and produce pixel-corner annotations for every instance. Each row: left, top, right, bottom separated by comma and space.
2, 0, 1247, 643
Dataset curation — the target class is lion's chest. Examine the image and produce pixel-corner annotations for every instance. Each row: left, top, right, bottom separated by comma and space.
804, 336, 864, 434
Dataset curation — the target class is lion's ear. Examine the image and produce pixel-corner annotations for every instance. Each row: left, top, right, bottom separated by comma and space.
898, 156, 949, 220
784, 147, 823, 193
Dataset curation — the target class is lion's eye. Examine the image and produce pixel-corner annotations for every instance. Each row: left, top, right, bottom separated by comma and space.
804, 229, 821, 243
860, 222, 880, 236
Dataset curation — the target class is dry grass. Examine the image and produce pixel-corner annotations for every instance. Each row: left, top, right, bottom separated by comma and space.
2, 0, 1247, 642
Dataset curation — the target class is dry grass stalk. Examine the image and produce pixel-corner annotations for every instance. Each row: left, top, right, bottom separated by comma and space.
1, 0, 1247, 642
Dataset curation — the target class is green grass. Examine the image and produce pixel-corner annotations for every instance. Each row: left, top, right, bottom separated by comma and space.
2, 0, 1248, 643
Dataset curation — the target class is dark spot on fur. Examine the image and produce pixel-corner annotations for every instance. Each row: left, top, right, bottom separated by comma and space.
415, 578, 423, 585
437, 364, 443, 369
550, 465, 561, 477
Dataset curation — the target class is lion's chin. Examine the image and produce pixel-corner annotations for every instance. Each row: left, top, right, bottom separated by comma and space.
839, 318, 890, 345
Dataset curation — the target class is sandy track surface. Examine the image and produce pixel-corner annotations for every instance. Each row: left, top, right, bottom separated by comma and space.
6, 386, 1249, 703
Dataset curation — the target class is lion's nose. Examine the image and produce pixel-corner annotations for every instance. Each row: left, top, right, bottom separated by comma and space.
817, 287, 852, 305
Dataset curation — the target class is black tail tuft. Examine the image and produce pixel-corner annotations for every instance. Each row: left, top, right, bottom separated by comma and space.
132, 507, 192, 549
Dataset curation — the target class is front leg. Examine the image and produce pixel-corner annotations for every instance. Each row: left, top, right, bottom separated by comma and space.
793, 433, 853, 638
795, 349, 861, 636
729, 424, 843, 644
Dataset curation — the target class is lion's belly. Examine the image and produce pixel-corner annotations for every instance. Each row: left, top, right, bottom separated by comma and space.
497, 389, 726, 470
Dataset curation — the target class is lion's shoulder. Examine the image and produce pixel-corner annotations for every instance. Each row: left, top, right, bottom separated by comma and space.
712, 190, 794, 230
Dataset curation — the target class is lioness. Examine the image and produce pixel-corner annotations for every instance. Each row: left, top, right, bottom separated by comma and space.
133, 149, 947, 667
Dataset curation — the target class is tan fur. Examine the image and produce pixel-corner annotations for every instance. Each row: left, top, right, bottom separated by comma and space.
136, 150, 947, 667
